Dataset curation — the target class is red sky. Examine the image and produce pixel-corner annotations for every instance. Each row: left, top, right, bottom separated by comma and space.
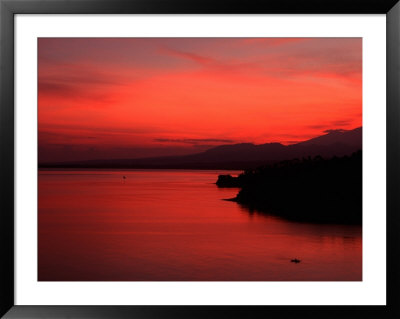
38, 38, 362, 163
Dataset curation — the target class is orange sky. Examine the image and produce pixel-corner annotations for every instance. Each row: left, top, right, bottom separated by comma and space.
38, 38, 362, 162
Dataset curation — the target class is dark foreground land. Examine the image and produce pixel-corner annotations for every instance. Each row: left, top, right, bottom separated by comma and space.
216, 151, 362, 224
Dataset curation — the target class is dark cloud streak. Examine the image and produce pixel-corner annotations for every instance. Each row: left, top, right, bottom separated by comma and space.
154, 138, 235, 145
323, 129, 347, 134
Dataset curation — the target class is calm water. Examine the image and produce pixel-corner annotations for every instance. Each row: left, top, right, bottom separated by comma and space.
38, 169, 362, 281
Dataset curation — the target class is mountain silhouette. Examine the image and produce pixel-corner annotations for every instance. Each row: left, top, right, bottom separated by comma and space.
40, 127, 362, 169
296, 127, 361, 147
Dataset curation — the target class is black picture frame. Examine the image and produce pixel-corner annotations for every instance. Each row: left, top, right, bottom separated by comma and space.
1, 0, 399, 318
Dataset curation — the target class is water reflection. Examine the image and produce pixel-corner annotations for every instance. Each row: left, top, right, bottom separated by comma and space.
38, 169, 362, 281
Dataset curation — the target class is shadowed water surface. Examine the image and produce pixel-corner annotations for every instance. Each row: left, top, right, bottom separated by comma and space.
38, 169, 362, 281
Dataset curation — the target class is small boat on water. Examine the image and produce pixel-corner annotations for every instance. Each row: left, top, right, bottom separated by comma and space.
291, 258, 301, 263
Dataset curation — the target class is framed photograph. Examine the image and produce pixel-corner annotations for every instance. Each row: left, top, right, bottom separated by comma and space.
1, 0, 399, 318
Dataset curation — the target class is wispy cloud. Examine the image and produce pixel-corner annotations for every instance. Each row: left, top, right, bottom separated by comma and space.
241, 38, 308, 46
323, 129, 348, 134
306, 119, 355, 132
307, 124, 328, 130
331, 119, 353, 126
154, 138, 234, 145
160, 47, 216, 66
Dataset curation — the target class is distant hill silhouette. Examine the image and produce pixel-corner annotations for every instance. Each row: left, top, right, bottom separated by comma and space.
40, 127, 362, 169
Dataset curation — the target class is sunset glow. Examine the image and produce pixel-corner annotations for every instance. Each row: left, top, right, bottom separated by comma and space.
38, 38, 362, 162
